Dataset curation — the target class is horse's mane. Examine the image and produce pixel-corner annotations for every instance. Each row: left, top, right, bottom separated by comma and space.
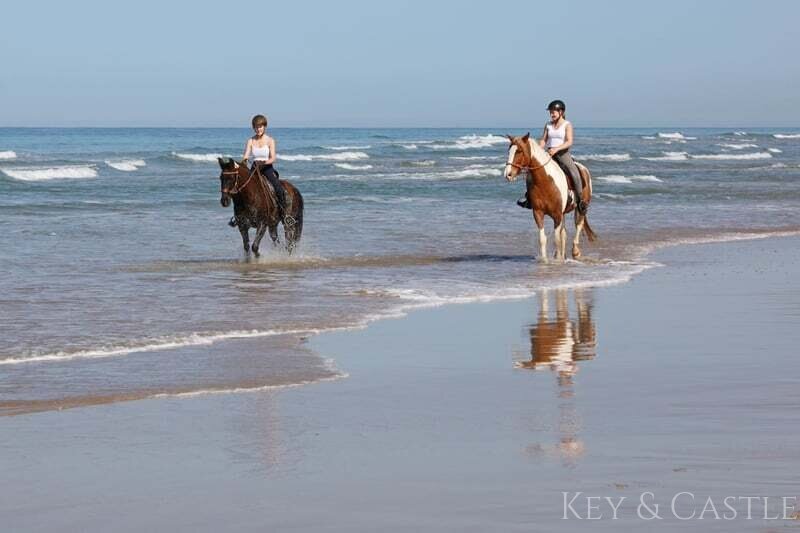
528, 138, 564, 179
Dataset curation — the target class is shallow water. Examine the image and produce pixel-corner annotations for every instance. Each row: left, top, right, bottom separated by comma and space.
2, 127, 799, 413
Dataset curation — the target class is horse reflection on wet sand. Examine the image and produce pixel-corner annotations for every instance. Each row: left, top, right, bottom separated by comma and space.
514, 288, 597, 466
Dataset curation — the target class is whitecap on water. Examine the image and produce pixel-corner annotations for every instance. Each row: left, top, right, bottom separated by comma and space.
105, 159, 147, 171
172, 152, 224, 162
334, 163, 373, 170
577, 153, 631, 162
0, 165, 98, 181
690, 152, 772, 160
596, 175, 663, 184
280, 151, 369, 162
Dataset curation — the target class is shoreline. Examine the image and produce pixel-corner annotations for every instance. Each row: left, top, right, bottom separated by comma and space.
2, 225, 799, 381
2, 234, 799, 530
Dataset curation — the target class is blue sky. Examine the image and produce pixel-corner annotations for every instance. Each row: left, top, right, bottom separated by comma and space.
1, 0, 797, 127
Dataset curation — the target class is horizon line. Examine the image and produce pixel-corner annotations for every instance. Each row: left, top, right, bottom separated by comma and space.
1, 125, 798, 130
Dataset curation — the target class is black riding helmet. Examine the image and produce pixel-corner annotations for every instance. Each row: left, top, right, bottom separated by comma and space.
547, 100, 566, 112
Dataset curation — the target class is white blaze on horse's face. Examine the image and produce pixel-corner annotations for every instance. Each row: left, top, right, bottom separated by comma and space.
504, 144, 518, 181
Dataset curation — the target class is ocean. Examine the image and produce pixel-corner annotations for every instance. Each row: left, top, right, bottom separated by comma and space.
2, 127, 799, 414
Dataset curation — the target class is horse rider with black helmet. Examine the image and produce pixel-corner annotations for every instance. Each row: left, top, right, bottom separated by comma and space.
519, 100, 587, 213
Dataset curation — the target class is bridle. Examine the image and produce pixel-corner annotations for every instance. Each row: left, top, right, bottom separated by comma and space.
506, 147, 553, 173
220, 166, 255, 195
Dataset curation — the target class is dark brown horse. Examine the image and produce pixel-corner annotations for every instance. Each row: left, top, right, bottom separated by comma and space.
217, 157, 303, 256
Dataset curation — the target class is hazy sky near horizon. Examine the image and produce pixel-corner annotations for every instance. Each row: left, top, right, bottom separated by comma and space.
2, 0, 798, 127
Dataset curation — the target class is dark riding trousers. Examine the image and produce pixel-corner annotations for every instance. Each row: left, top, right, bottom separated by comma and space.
252, 162, 286, 209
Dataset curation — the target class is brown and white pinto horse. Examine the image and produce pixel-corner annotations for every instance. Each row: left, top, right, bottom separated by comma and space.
218, 157, 304, 256
503, 133, 596, 261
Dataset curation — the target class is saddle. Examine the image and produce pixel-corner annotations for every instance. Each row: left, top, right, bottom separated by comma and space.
562, 160, 590, 205
253, 166, 296, 227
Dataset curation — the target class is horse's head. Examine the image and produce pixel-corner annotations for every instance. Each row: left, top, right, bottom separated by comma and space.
217, 157, 241, 207
503, 132, 531, 182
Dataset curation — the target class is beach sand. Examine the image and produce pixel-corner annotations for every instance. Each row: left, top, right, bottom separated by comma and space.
2, 236, 799, 531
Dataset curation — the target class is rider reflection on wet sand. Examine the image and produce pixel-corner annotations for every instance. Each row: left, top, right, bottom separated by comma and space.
515, 288, 597, 465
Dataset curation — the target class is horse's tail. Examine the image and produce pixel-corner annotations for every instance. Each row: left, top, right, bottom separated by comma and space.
582, 213, 597, 242
284, 186, 303, 253
293, 190, 304, 241
576, 162, 597, 242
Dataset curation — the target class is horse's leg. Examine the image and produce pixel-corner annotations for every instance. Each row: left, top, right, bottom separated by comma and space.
251, 223, 268, 257
284, 217, 299, 255
534, 210, 548, 263
239, 225, 251, 256
268, 225, 279, 246
553, 219, 567, 261
572, 211, 585, 259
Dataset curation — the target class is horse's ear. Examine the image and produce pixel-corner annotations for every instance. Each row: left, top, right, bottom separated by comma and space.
217, 157, 226, 168
506, 134, 514, 143
522, 132, 530, 142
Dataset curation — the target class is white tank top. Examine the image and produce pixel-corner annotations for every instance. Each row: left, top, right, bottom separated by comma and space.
545, 120, 570, 149
251, 139, 270, 161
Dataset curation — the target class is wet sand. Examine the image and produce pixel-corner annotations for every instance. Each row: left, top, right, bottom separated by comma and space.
2, 236, 799, 531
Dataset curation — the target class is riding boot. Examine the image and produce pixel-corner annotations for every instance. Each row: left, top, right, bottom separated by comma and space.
517, 196, 531, 209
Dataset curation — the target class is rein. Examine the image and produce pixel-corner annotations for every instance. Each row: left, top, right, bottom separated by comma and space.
507, 154, 553, 172
220, 166, 255, 194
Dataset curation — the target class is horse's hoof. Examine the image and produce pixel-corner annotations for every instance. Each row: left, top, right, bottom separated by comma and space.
572, 248, 582, 259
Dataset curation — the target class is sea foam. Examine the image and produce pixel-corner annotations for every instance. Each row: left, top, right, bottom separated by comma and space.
597, 175, 663, 184
431, 134, 508, 150
658, 132, 696, 140
578, 153, 631, 162
718, 143, 758, 150
641, 151, 689, 161
279, 151, 369, 162
172, 152, 224, 162
0, 150, 17, 160
105, 159, 146, 171
1, 165, 98, 181
334, 163, 373, 170
773, 133, 800, 139
323, 145, 371, 150
690, 152, 772, 160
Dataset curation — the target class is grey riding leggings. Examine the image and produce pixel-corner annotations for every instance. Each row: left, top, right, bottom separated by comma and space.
553, 150, 582, 198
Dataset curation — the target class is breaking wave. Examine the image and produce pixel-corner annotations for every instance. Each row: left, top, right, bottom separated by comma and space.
596, 175, 663, 184
0, 151, 17, 160
322, 145, 371, 150
718, 143, 759, 150
690, 152, 772, 160
0, 165, 98, 181
658, 132, 696, 140
279, 151, 370, 162
172, 152, 224, 162
641, 151, 689, 161
431, 134, 508, 150
105, 159, 147, 171
773, 134, 800, 139
577, 153, 631, 162
334, 163, 373, 170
